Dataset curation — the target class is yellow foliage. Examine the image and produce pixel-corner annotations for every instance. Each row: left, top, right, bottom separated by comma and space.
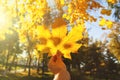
107, 0, 117, 4
0, 35, 5, 41
63, 14, 70, 20
99, 18, 106, 26
106, 20, 113, 29
60, 0, 64, 5
90, 1, 102, 9
55, 0, 65, 10
65, 0, 102, 24
36, 26, 51, 39
52, 17, 67, 29
101, 9, 111, 16
99, 18, 113, 29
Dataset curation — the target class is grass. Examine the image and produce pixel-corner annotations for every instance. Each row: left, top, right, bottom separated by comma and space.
0, 74, 53, 80
0, 68, 90, 80
0, 68, 119, 80
0, 69, 53, 80
0, 70, 102, 80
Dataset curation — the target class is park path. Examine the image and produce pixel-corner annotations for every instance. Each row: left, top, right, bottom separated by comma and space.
10, 69, 24, 73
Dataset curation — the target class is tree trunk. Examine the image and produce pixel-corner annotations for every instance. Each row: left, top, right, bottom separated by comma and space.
5, 53, 9, 69
37, 55, 40, 74
14, 61, 17, 73
24, 58, 28, 72
41, 60, 44, 75
4, 51, 10, 75
8, 53, 16, 72
28, 51, 32, 76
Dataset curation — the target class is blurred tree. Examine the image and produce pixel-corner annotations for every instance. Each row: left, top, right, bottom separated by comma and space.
71, 31, 89, 70
0, 28, 21, 75
113, 2, 120, 21
0, 0, 118, 78
108, 23, 120, 60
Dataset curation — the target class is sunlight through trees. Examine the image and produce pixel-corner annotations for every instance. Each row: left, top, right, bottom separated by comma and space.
0, 0, 119, 79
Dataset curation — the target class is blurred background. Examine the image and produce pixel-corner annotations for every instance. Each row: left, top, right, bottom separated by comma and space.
0, 0, 120, 80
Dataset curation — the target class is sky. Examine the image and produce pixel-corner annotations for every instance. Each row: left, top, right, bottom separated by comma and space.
86, 11, 114, 41
86, 0, 115, 41
47, 0, 115, 41
86, 22, 111, 41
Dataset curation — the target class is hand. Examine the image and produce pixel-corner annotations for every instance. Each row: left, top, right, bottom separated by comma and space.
48, 50, 66, 74
48, 51, 71, 80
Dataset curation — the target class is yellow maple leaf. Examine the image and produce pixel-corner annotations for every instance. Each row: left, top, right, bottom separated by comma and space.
51, 17, 67, 46
36, 44, 50, 53
63, 24, 84, 43
36, 20, 84, 59
61, 42, 82, 59
47, 24, 84, 59
35, 25, 51, 53
52, 17, 67, 38
56, 24, 84, 59
63, 53, 72, 59
50, 37, 62, 46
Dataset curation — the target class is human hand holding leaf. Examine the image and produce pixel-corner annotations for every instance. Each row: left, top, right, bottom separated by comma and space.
48, 50, 71, 80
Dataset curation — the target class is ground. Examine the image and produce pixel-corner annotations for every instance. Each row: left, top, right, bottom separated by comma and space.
0, 69, 53, 80
0, 68, 116, 80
